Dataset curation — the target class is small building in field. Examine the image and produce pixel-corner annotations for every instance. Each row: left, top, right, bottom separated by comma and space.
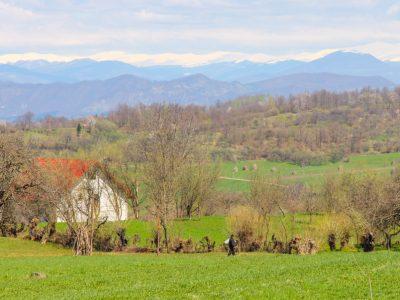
36, 158, 129, 222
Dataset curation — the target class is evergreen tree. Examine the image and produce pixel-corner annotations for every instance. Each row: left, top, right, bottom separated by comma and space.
76, 123, 82, 137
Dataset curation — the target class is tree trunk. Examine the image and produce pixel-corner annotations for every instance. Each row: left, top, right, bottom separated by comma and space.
162, 223, 169, 253
385, 233, 392, 250
0, 197, 17, 237
186, 205, 192, 219
74, 228, 93, 256
134, 207, 139, 219
156, 229, 160, 255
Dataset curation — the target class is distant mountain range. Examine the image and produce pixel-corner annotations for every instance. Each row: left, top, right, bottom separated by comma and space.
2, 51, 400, 84
0, 72, 394, 119
0, 51, 398, 119
249, 73, 394, 96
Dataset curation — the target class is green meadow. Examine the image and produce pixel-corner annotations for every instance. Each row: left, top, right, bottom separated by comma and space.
217, 152, 400, 192
1, 237, 399, 299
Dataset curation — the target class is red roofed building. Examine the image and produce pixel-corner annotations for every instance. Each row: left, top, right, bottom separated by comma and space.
35, 157, 128, 222
36, 158, 93, 188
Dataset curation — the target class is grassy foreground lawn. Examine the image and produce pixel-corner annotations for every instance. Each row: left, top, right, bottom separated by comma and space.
1, 238, 400, 299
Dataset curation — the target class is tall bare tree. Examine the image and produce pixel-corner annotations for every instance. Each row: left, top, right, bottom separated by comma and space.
247, 174, 287, 242
176, 162, 219, 218
138, 104, 198, 252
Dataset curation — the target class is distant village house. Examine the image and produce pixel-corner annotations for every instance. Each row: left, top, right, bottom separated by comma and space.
36, 158, 129, 222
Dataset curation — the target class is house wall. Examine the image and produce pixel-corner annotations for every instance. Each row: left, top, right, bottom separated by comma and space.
57, 175, 129, 222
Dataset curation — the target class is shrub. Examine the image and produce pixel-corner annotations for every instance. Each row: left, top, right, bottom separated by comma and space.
198, 236, 215, 253
172, 237, 196, 253
340, 230, 350, 250
93, 225, 129, 252
93, 231, 114, 252
228, 206, 265, 252
361, 232, 375, 252
320, 213, 354, 250
288, 236, 318, 255
52, 231, 74, 248
328, 233, 336, 251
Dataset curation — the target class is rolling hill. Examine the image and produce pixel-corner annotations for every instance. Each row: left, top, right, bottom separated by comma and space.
0, 72, 394, 119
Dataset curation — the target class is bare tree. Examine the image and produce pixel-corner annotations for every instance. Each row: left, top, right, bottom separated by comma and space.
138, 104, 198, 252
248, 174, 286, 218
176, 162, 219, 218
247, 174, 287, 242
17, 111, 34, 131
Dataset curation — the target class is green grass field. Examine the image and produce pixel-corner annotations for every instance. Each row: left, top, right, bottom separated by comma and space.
218, 152, 400, 192
1, 237, 399, 299
52, 214, 336, 249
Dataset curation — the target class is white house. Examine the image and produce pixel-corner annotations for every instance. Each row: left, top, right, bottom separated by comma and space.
67, 174, 128, 222
36, 158, 129, 222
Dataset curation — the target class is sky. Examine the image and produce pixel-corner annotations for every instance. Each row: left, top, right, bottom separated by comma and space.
0, 0, 400, 65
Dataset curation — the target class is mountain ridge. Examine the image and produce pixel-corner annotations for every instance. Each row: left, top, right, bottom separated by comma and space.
2, 51, 400, 84
0, 72, 394, 119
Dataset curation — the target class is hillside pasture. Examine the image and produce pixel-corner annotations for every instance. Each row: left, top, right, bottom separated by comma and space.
218, 152, 400, 192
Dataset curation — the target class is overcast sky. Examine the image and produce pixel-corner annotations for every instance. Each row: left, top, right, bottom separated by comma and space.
1, 0, 400, 65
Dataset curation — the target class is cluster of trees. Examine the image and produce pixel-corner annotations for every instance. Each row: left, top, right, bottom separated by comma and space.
323, 171, 400, 250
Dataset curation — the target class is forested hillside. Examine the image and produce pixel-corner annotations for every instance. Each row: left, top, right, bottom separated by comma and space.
9, 86, 400, 167
109, 87, 400, 166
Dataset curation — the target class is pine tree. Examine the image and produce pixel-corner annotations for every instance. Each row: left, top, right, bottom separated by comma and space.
76, 123, 82, 137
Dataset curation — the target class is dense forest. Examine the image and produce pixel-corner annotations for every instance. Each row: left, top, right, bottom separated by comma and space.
7, 86, 400, 167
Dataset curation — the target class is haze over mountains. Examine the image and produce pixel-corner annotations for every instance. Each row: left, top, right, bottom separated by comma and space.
3, 51, 400, 84
0, 51, 398, 119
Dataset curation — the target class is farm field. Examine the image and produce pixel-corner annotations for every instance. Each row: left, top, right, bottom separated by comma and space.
0, 237, 399, 299
218, 152, 400, 192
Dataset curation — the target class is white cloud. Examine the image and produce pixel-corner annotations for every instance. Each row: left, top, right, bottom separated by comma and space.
133, 9, 180, 22
387, 3, 400, 16
0, 1, 36, 18
0, 0, 399, 61
347, 42, 400, 61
